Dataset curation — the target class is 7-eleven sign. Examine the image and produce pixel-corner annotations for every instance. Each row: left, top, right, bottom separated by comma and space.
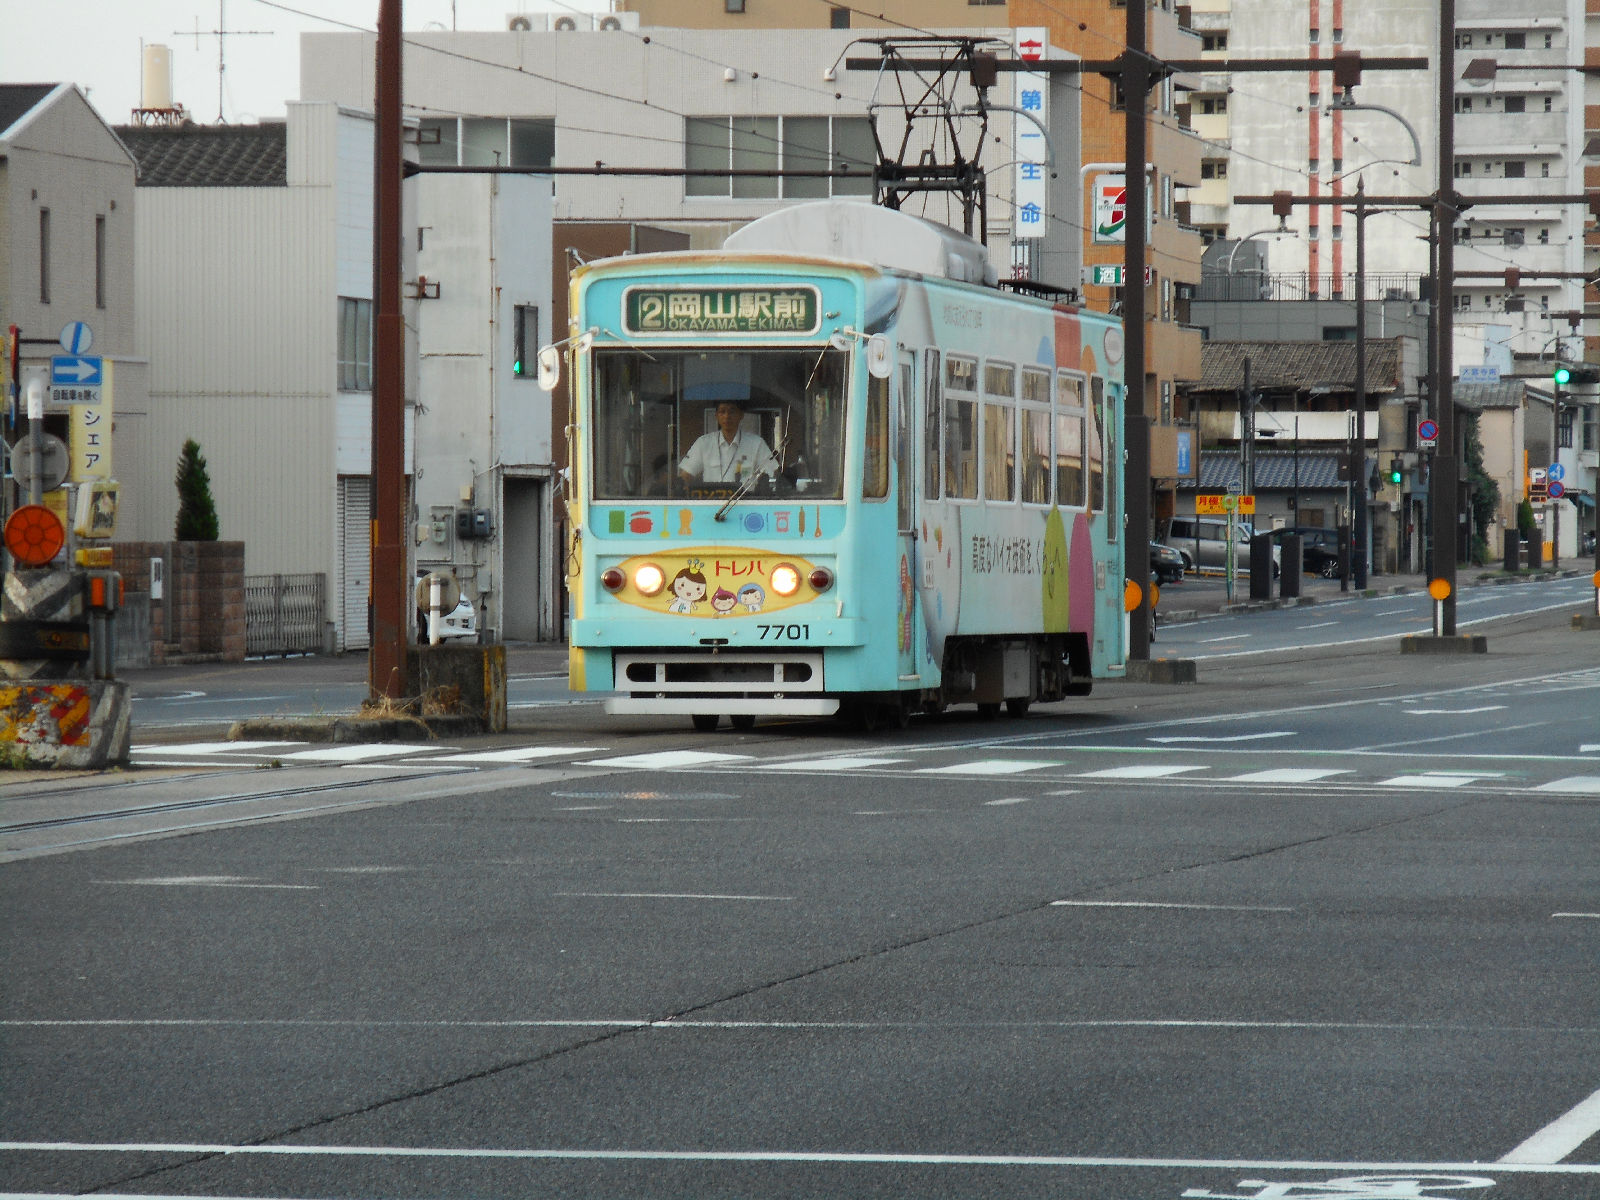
1093, 175, 1127, 245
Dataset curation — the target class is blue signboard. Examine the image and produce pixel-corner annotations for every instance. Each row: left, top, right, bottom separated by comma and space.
51, 356, 103, 387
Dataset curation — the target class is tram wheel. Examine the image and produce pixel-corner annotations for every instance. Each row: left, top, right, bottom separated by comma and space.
691, 714, 719, 732
729, 714, 756, 732
890, 699, 912, 730
1005, 698, 1031, 718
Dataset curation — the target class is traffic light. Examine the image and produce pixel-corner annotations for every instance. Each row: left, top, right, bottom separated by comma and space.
1388, 457, 1404, 486
1553, 365, 1572, 386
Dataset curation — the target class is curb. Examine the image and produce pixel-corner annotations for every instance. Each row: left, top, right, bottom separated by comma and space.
229, 714, 487, 743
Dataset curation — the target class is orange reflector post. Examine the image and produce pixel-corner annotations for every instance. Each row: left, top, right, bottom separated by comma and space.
1428, 578, 1452, 601
89, 576, 108, 608
1124, 579, 1143, 612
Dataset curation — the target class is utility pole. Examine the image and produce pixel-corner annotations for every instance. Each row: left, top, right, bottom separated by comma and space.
370, 0, 409, 701
1431, 0, 1460, 633
1121, 0, 1153, 656
1353, 179, 1369, 589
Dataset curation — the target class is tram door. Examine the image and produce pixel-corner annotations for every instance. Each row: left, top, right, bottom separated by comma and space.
896, 350, 919, 682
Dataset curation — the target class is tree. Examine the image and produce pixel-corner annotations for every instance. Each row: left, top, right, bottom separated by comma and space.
174, 439, 220, 541
1460, 413, 1499, 564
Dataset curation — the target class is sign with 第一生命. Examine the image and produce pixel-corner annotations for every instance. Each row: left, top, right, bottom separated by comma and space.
624, 286, 819, 335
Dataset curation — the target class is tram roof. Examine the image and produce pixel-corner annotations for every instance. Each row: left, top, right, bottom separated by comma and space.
722, 199, 999, 288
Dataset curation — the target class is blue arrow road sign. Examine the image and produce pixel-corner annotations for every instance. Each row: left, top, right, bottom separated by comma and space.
51, 356, 102, 386
1548, 463, 1565, 482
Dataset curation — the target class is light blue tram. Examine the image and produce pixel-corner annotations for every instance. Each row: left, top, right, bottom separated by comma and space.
549, 200, 1128, 729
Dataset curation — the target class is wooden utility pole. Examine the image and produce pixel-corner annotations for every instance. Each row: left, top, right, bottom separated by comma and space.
370, 0, 409, 701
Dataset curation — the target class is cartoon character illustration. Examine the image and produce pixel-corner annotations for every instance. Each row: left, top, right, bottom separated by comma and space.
737, 583, 766, 613
710, 587, 738, 616
667, 566, 707, 614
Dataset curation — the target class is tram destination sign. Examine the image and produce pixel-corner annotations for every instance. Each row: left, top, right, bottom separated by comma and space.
624, 286, 820, 335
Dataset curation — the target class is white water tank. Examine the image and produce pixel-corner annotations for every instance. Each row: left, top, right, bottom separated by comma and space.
142, 44, 174, 111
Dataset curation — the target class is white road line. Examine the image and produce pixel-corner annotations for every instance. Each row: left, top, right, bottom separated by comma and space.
555, 892, 791, 901
5, 1142, 1599, 1174
1076, 765, 1207, 780
1582, 744, 1600, 754
919, 760, 1055, 776
579, 750, 753, 769
94, 877, 317, 890
1223, 768, 1351, 784
1403, 706, 1507, 716
1051, 900, 1293, 913
1295, 621, 1338, 629
1500, 1085, 1600, 1163
1553, 913, 1600, 919
983, 797, 1031, 806
1536, 778, 1600, 795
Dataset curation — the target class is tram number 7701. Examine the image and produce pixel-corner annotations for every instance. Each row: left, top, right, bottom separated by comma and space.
757, 623, 811, 641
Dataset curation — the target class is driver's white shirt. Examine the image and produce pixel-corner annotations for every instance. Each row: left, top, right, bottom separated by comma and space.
679, 430, 778, 483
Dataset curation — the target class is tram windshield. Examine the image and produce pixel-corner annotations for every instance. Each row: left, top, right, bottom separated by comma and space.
590, 347, 850, 501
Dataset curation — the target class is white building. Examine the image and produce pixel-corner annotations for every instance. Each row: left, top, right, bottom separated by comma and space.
1, 84, 144, 523
118, 102, 556, 650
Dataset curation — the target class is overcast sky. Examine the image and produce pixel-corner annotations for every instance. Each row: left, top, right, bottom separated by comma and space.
2, 1, 609, 127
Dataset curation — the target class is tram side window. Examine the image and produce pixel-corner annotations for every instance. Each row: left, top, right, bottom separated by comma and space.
1019, 367, 1051, 505
923, 349, 942, 500
1055, 372, 1086, 509
864, 372, 890, 499
944, 355, 978, 500
982, 361, 1016, 502
1088, 374, 1107, 513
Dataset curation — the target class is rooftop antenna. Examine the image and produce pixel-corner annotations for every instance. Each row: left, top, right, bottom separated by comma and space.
176, 0, 272, 123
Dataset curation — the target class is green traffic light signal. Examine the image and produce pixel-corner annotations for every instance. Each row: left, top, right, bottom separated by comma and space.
1553, 365, 1572, 385
1388, 468, 1403, 484
513, 358, 524, 376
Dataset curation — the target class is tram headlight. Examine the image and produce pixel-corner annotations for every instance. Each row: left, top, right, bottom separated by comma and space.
601, 567, 626, 592
807, 566, 834, 592
770, 563, 802, 597
634, 563, 666, 596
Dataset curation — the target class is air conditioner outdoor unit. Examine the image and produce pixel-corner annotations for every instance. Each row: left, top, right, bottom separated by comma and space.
548, 13, 581, 30
596, 12, 640, 30
506, 13, 534, 30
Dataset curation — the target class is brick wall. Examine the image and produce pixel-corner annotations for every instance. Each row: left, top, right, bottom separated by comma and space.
112, 540, 246, 664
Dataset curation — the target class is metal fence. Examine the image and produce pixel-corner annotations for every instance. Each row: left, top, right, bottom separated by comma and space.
245, 573, 327, 656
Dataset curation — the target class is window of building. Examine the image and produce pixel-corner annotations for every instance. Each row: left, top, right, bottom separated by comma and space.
1544, 95, 1553, 112
338, 297, 374, 391
417, 117, 554, 168
1454, 293, 1472, 312
1454, 158, 1473, 178
1455, 32, 1473, 48
725, 0, 745, 12
1455, 96, 1473, 113
830, 7, 849, 28
1201, 33, 1227, 52
1332, 27, 1343, 43
95, 215, 107, 310
1504, 31, 1525, 50
1308, 157, 1320, 174
1503, 160, 1525, 179
1504, 95, 1525, 114
38, 208, 50, 304
1201, 160, 1227, 179
513, 304, 538, 380
1199, 96, 1228, 115
1308, 27, 1319, 43
686, 115, 874, 200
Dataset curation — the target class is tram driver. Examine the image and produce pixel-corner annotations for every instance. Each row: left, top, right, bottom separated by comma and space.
678, 400, 779, 485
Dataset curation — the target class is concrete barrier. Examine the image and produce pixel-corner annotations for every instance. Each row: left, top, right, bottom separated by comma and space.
0, 680, 131, 767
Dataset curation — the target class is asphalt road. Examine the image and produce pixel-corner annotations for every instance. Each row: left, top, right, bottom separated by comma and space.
3, 582, 1599, 1200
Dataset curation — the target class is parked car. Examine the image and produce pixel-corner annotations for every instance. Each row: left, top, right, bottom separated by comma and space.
1269, 526, 1343, 578
1149, 541, 1186, 585
1167, 516, 1280, 576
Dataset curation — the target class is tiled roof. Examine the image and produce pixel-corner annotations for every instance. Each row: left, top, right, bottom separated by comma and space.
115, 122, 287, 187
1196, 340, 1401, 393
1452, 381, 1528, 410
1184, 449, 1346, 492
0, 84, 58, 140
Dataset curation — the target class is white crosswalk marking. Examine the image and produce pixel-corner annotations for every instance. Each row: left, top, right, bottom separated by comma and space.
777, 756, 910, 771
414, 746, 599, 764
131, 740, 296, 755
1535, 777, 1600, 795
579, 750, 753, 769
918, 760, 1056, 776
1224, 768, 1351, 784
280, 743, 440, 762
1076, 765, 1206, 780
1378, 772, 1502, 788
